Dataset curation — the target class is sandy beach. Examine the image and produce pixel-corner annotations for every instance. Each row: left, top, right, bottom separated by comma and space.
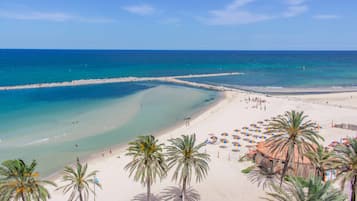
48, 89, 357, 201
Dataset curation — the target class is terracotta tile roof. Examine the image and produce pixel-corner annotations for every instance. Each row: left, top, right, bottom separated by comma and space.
256, 141, 313, 165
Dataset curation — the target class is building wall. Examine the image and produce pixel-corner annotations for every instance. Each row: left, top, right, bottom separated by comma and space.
255, 152, 315, 178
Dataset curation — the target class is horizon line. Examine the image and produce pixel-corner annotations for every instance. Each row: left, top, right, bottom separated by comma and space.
1, 48, 357, 51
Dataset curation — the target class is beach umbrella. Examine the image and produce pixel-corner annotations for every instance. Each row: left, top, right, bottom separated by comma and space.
232, 135, 240, 140
232, 149, 240, 152
242, 126, 249, 130
232, 144, 241, 148
234, 129, 240, 132
208, 136, 218, 144
232, 141, 240, 146
220, 138, 229, 144
221, 132, 229, 137
257, 121, 264, 124
219, 145, 227, 149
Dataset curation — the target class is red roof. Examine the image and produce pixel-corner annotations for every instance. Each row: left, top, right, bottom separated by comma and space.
256, 141, 313, 165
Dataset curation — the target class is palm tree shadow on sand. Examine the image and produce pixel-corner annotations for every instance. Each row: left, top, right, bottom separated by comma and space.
131, 193, 161, 201
160, 186, 200, 201
247, 165, 282, 190
131, 186, 200, 201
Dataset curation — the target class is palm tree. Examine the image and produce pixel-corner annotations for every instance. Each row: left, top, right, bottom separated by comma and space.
263, 176, 346, 201
333, 137, 357, 201
125, 135, 167, 201
305, 145, 336, 181
58, 158, 101, 201
265, 110, 323, 186
166, 134, 210, 201
0, 159, 56, 201
247, 164, 280, 190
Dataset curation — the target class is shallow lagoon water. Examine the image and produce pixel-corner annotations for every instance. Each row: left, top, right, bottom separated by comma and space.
0, 82, 217, 175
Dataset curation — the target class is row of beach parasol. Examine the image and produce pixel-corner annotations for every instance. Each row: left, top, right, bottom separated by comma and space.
207, 116, 323, 153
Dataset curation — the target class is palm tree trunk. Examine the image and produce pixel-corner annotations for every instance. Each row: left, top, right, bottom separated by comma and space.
316, 168, 322, 178
280, 151, 291, 187
78, 189, 83, 201
181, 176, 187, 201
321, 169, 326, 182
147, 178, 151, 201
21, 192, 26, 201
351, 175, 357, 201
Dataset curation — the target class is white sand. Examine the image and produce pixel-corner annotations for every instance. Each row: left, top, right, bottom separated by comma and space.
284, 92, 357, 109
48, 90, 357, 201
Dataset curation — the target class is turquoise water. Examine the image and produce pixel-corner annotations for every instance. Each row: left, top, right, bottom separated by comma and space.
0, 82, 217, 175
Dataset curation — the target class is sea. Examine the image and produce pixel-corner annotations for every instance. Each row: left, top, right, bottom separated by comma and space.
0, 49, 357, 175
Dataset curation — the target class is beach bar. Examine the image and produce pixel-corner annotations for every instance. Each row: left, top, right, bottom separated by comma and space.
253, 141, 315, 178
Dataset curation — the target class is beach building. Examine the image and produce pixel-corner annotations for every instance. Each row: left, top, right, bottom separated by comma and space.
253, 141, 315, 178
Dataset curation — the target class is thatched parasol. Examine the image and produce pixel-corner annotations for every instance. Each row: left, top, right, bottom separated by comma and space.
221, 132, 229, 137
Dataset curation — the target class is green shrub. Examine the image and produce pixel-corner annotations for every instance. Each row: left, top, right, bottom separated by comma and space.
241, 165, 255, 174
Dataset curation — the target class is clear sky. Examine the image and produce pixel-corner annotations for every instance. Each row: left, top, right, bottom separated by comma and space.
0, 0, 356, 50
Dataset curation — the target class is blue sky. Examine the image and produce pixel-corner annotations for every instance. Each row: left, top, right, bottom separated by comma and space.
0, 0, 356, 50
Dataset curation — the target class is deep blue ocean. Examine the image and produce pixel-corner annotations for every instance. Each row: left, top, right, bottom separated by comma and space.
1, 49, 357, 87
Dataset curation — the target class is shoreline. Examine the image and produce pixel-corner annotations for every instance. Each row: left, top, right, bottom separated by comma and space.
45, 89, 226, 181
48, 83, 357, 201
41, 85, 357, 182
204, 84, 357, 95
